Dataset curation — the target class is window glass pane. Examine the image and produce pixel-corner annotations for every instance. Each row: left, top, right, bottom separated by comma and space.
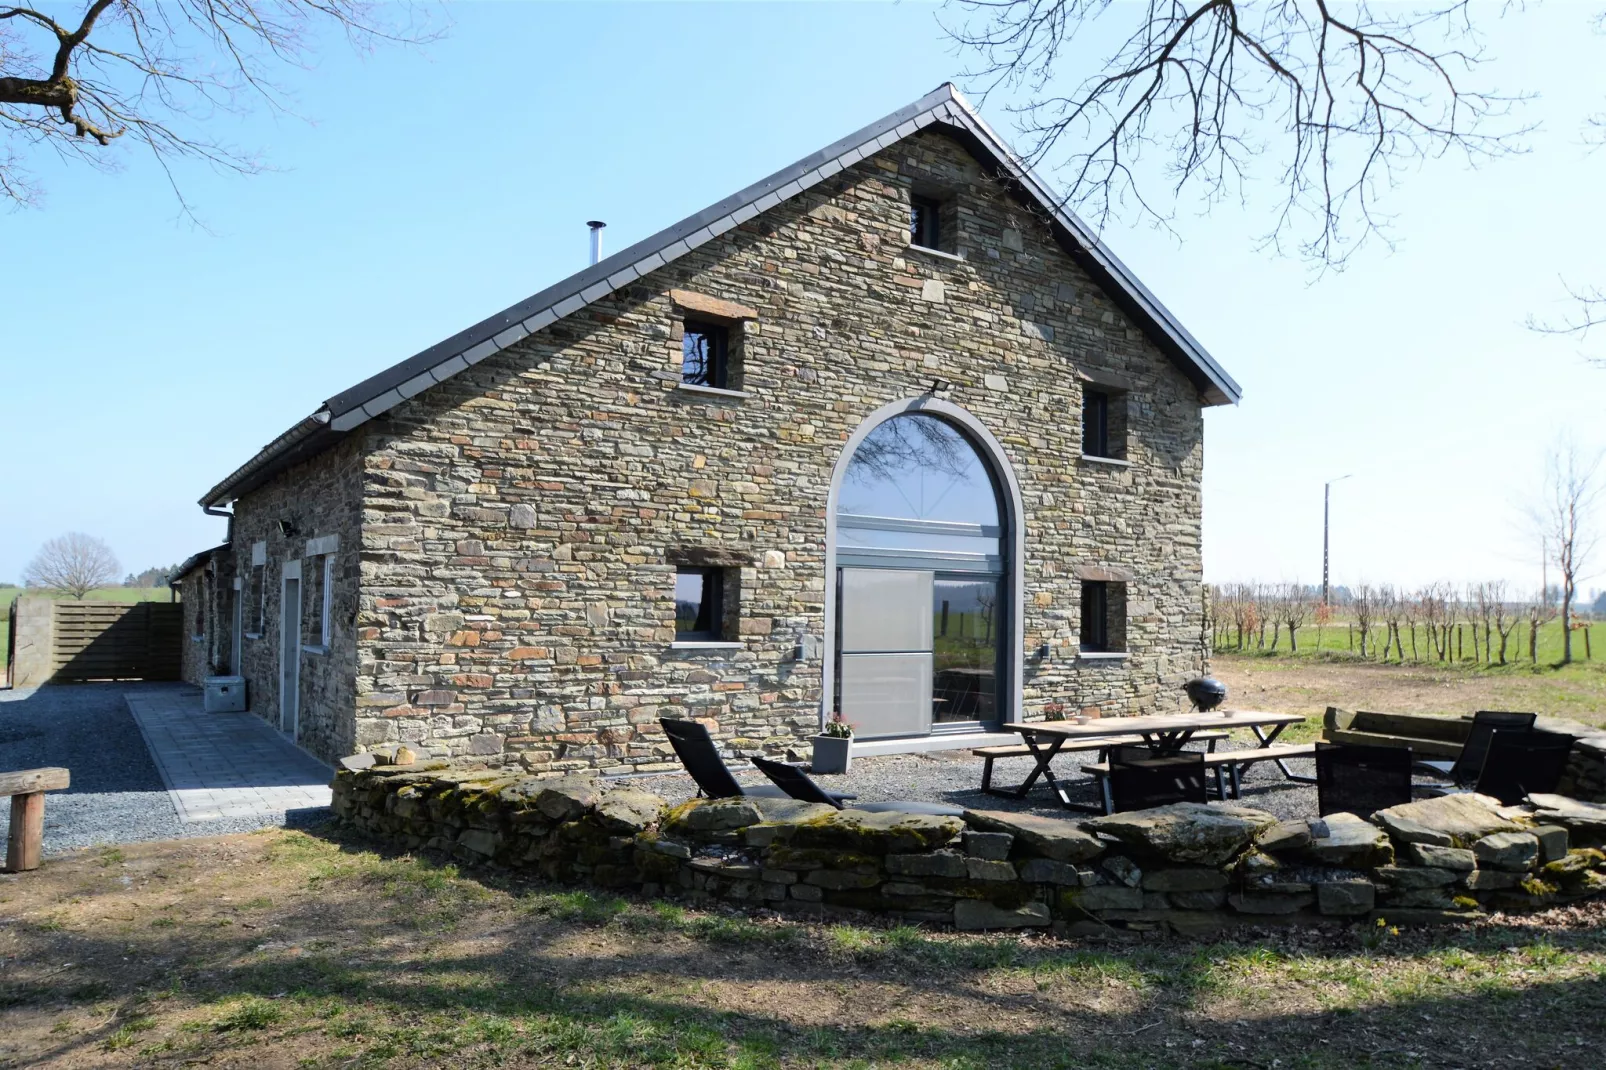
1083, 391, 1108, 456
675, 569, 722, 638
674, 571, 705, 635
910, 197, 940, 247
837, 525, 1000, 557
838, 414, 1000, 528
1081, 581, 1108, 651
933, 576, 998, 722
682, 323, 725, 387
682, 332, 710, 384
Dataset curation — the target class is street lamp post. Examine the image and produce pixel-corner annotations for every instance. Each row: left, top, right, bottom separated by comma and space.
1322, 475, 1353, 606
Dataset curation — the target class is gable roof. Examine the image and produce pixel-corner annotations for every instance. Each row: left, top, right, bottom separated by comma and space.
200, 83, 1240, 509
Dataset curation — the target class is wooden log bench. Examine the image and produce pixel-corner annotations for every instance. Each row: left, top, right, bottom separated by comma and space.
1082, 743, 1317, 813
3, 767, 70, 873
974, 731, 1227, 793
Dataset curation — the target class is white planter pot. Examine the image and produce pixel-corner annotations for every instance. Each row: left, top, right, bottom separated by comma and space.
811, 734, 853, 775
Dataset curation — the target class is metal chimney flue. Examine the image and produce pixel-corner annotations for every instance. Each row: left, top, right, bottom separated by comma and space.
587, 220, 606, 266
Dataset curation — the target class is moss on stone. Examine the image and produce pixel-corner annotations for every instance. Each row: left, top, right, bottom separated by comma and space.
784, 809, 963, 854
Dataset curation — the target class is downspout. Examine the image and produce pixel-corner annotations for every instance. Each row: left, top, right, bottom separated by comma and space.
203, 503, 234, 546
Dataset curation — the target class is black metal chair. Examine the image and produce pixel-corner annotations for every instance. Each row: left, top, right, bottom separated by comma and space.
1416, 711, 1538, 785
1473, 729, 1574, 805
1315, 741, 1414, 817
750, 756, 964, 816
659, 718, 788, 800
1104, 745, 1207, 814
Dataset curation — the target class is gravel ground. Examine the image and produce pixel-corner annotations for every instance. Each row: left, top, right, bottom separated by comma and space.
615, 733, 1323, 821
0, 683, 326, 858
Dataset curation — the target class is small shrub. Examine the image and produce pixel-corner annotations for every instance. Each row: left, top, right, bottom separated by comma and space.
103, 1014, 156, 1050
211, 997, 285, 1033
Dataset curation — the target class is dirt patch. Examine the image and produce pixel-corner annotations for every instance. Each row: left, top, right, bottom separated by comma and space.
3, 826, 1606, 1068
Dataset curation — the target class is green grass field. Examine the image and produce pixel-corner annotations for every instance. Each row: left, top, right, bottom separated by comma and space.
0, 586, 175, 669
1217, 614, 1598, 667
6, 827, 1606, 1069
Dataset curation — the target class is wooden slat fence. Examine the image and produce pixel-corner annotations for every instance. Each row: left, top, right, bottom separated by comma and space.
50, 601, 182, 682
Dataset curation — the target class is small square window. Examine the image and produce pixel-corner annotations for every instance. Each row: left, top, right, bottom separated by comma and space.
674, 567, 724, 640
681, 321, 729, 388
1082, 386, 1127, 460
1080, 580, 1126, 653
910, 195, 942, 250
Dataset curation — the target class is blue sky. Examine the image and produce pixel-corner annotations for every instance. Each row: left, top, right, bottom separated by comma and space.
3, 2, 1604, 597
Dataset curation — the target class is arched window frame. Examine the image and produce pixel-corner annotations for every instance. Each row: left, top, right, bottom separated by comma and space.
821, 396, 1027, 731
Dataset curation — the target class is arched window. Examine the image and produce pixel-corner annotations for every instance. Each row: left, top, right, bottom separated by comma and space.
836, 413, 1002, 569
830, 409, 1015, 737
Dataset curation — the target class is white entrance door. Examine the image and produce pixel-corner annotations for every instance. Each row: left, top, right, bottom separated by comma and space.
838, 568, 933, 739
279, 560, 302, 737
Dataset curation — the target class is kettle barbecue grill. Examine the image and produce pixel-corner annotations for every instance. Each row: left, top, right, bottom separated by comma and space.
1184, 677, 1228, 713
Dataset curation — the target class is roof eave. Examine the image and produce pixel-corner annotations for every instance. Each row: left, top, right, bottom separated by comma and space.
199, 411, 337, 509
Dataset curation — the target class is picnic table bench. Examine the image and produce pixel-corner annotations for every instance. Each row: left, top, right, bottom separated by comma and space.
3, 767, 70, 873
974, 731, 1227, 793
991, 711, 1309, 813
1081, 743, 1319, 813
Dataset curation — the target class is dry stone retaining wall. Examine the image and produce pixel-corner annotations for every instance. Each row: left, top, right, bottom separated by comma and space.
1559, 735, 1606, 803
332, 756, 1606, 934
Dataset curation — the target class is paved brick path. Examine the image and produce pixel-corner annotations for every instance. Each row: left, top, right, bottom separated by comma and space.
124, 690, 332, 823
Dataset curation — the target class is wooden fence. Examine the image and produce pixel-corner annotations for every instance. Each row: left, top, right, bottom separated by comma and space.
50, 601, 183, 682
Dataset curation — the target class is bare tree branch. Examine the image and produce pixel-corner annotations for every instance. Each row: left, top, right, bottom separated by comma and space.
1527, 280, 1606, 367
0, 0, 440, 215
946, 0, 1532, 268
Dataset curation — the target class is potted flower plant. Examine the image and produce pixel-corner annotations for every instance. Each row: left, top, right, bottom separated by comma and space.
812, 713, 855, 775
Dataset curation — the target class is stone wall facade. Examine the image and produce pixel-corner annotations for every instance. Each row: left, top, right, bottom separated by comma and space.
177, 568, 209, 687
339, 129, 1212, 770
332, 756, 1606, 934
224, 437, 365, 761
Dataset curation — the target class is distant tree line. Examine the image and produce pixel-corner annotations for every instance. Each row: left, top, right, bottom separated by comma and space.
1208, 582, 1595, 667
124, 564, 180, 588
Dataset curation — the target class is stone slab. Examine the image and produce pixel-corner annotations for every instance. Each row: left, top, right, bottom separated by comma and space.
954, 899, 1051, 930
1083, 803, 1277, 867
1373, 794, 1521, 847
963, 809, 1104, 862
1306, 812, 1393, 867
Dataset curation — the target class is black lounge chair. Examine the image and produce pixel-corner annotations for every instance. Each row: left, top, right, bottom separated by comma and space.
1103, 745, 1207, 815
1473, 729, 1573, 805
1416, 710, 1538, 785
750, 756, 965, 817
659, 718, 789, 800
1315, 741, 1414, 818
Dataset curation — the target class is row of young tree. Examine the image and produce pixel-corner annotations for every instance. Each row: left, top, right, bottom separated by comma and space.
1208, 582, 1595, 667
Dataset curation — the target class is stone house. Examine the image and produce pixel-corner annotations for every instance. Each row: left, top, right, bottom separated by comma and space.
180, 84, 1240, 769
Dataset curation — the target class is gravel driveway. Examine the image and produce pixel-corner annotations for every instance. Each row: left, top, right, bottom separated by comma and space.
0, 683, 327, 858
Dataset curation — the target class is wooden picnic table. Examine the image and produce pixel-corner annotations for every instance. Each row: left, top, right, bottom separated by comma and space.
993, 711, 1308, 812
